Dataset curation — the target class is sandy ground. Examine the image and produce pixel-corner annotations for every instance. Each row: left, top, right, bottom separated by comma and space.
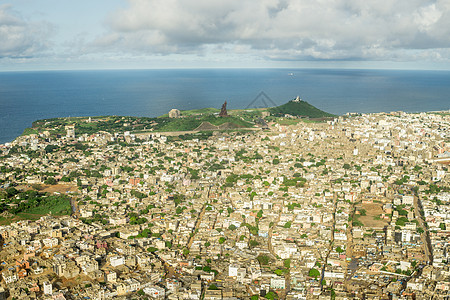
356, 203, 389, 228
40, 184, 78, 194
14, 183, 77, 194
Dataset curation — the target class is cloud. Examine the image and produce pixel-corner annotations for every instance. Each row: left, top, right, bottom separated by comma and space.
0, 4, 53, 59
91, 0, 450, 62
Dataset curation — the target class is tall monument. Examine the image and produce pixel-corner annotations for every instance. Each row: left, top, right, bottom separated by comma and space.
219, 101, 228, 117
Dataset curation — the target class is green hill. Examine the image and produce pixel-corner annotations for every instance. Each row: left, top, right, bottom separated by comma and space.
154, 115, 252, 132
20, 98, 334, 140
268, 99, 335, 118
159, 107, 220, 118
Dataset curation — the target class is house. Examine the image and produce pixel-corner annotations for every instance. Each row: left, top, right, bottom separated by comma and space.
110, 256, 125, 267
204, 289, 222, 300
104, 270, 117, 282
271, 277, 286, 289
2, 270, 18, 284
143, 285, 165, 298
43, 281, 53, 295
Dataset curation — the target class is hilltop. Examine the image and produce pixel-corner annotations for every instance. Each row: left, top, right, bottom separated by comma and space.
268, 98, 335, 118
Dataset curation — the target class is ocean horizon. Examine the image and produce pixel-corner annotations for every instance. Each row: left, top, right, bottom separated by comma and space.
1, 68, 449, 145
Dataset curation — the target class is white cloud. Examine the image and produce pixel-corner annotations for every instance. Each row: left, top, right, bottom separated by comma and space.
3, 0, 450, 69
89, 0, 450, 63
0, 4, 53, 58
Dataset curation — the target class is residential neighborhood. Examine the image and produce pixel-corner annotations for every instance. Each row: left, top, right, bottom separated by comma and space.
0, 111, 449, 299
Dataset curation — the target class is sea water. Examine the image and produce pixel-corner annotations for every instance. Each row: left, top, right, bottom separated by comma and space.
0, 68, 449, 144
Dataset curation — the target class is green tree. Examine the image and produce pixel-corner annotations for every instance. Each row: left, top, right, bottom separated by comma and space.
249, 240, 259, 247
44, 177, 57, 185
284, 259, 291, 269
5, 186, 18, 197
309, 268, 320, 278
265, 291, 277, 300
44, 145, 59, 153
60, 176, 71, 182
336, 246, 344, 253
256, 255, 270, 265
274, 269, 284, 276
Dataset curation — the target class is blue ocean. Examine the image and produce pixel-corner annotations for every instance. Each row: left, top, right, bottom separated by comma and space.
0, 68, 449, 144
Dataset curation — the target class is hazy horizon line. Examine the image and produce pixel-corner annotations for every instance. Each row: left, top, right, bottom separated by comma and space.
2, 65, 450, 73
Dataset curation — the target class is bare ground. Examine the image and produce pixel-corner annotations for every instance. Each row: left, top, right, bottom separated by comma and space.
356, 203, 389, 228
40, 184, 78, 194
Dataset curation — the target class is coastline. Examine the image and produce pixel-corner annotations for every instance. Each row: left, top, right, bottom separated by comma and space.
1, 68, 450, 145
2, 109, 450, 146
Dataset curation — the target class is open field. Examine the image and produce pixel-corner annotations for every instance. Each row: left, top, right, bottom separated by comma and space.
15, 183, 77, 194
355, 202, 390, 228
41, 184, 78, 194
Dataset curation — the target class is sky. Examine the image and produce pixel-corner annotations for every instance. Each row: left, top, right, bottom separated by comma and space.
2, 0, 450, 71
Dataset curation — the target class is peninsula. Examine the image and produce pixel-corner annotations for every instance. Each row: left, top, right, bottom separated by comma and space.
21, 98, 334, 141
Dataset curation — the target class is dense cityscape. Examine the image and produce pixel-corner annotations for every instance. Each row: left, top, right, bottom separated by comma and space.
0, 108, 449, 300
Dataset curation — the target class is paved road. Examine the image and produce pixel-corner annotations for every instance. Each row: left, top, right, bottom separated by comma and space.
413, 194, 433, 264
268, 209, 292, 294
320, 192, 337, 290
71, 197, 80, 218
268, 210, 281, 258
186, 186, 212, 250
343, 197, 359, 291
346, 258, 359, 280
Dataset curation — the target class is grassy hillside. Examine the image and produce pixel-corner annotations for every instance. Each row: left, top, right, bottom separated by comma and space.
20, 98, 335, 140
21, 113, 253, 139
268, 100, 335, 118
159, 107, 220, 118
154, 115, 252, 132
0, 189, 72, 222
181, 108, 220, 116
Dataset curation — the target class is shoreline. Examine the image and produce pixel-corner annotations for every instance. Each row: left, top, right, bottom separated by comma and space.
1, 109, 450, 146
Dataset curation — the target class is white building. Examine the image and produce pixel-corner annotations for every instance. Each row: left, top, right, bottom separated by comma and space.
402, 195, 414, 205
110, 256, 125, 267
43, 281, 52, 295
401, 230, 411, 242
270, 277, 286, 289
228, 264, 239, 277
144, 285, 165, 298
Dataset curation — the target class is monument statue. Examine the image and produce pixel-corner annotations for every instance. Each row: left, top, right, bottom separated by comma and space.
219, 101, 228, 117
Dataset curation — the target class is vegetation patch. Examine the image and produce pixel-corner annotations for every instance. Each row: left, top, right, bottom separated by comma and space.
268, 100, 335, 118
0, 188, 72, 223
